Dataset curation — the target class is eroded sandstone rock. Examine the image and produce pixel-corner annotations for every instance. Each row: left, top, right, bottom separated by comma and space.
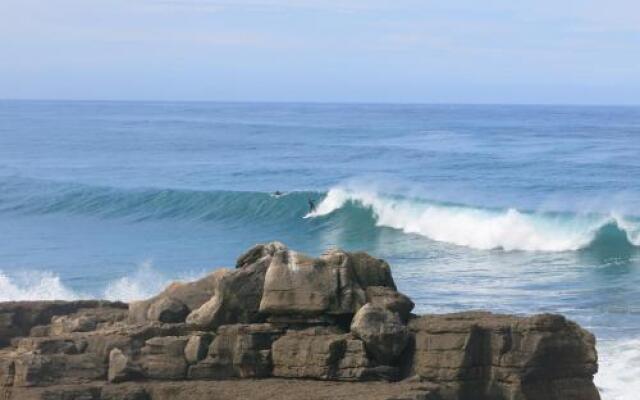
146, 298, 189, 324
259, 248, 395, 318
188, 323, 282, 380
407, 312, 600, 400
128, 271, 226, 324
351, 304, 409, 365
365, 286, 414, 321
0, 243, 602, 400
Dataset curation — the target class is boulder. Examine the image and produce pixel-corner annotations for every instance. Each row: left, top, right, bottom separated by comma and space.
350, 304, 410, 365
348, 252, 396, 289
366, 286, 414, 321
108, 348, 138, 383
186, 261, 267, 329
184, 333, 214, 364
146, 298, 189, 324
128, 270, 227, 324
236, 241, 287, 269
260, 248, 396, 318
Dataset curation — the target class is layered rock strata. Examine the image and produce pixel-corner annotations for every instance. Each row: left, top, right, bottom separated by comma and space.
0, 243, 600, 400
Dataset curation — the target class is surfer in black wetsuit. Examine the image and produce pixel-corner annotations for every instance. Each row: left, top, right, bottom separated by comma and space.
308, 198, 317, 213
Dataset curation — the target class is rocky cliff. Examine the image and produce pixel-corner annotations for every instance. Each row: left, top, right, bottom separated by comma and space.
0, 243, 600, 400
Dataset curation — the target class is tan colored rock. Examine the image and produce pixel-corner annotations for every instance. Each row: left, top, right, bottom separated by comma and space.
188, 324, 282, 380
146, 297, 190, 324
13, 352, 106, 387
350, 304, 410, 365
348, 252, 396, 289
0, 301, 126, 347
139, 336, 189, 381
271, 327, 396, 381
236, 241, 287, 269
365, 286, 414, 321
184, 334, 214, 364
271, 327, 348, 380
186, 262, 267, 330
128, 271, 226, 324
260, 248, 396, 317
0, 244, 603, 400
108, 348, 133, 383
407, 312, 600, 400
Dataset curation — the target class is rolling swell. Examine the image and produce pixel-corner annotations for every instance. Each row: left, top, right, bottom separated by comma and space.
0, 176, 316, 223
2, 176, 639, 252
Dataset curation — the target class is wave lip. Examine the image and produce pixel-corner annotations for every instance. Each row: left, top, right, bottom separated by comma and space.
308, 187, 640, 252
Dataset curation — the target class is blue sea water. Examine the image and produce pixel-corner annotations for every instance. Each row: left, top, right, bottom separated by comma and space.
1, 100, 639, 397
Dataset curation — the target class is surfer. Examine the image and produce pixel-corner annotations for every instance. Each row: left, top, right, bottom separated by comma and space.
308, 198, 317, 214
271, 190, 284, 198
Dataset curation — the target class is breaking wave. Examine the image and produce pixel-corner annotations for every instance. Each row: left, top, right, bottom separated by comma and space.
307, 187, 640, 252
2, 176, 640, 252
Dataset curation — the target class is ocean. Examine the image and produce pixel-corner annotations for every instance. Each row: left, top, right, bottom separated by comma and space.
1, 100, 639, 398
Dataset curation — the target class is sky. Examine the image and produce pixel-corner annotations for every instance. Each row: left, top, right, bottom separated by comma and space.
1, 0, 639, 104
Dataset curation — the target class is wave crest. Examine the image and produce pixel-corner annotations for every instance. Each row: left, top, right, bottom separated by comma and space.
308, 187, 640, 252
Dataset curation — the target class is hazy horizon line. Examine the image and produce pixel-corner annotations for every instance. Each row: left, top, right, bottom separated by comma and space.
2, 97, 640, 108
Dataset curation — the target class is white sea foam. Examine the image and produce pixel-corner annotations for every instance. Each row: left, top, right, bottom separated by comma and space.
103, 260, 172, 302
0, 270, 81, 301
308, 186, 640, 252
0, 262, 207, 303
596, 337, 640, 400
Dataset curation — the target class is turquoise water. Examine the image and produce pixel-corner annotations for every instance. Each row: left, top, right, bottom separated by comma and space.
1, 100, 639, 397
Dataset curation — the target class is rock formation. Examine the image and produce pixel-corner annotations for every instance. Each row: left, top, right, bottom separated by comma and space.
0, 243, 601, 400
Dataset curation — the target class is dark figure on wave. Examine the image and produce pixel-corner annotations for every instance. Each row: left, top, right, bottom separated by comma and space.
308, 198, 317, 214
271, 190, 284, 198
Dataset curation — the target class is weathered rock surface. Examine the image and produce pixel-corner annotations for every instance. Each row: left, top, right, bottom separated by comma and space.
0, 301, 127, 347
351, 304, 410, 365
128, 271, 225, 324
0, 243, 601, 400
259, 248, 395, 318
366, 286, 414, 321
406, 312, 600, 400
189, 323, 282, 380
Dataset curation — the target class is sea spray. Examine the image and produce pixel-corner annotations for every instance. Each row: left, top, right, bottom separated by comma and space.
0, 262, 208, 303
309, 186, 640, 252
0, 270, 80, 301
596, 337, 640, 400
